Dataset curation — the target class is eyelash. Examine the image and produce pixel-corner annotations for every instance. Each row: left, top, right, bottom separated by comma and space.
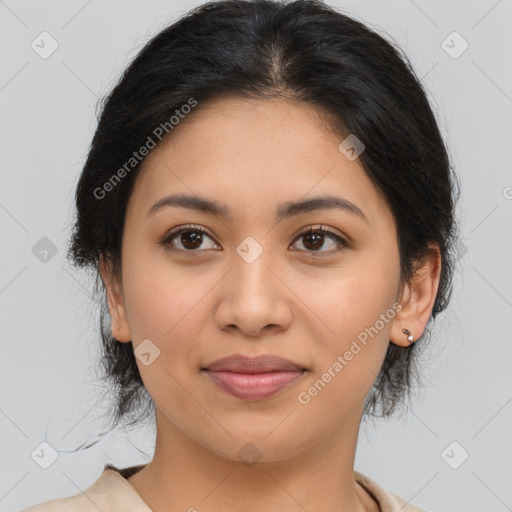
160, 224, 348, 255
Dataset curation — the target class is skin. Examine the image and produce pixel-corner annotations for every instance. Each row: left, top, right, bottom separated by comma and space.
100, 96, 441, 512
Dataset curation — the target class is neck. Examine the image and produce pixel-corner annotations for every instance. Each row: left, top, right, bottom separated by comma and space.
126, 407, 378, 512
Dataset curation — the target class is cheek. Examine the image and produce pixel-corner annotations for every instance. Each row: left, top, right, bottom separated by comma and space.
309, 256, 399, 340
121, 250, 218, 374
295, 288, 396, 420
299, 252, 400, 397
121, 242, 208, 337
121, 256, 216, 410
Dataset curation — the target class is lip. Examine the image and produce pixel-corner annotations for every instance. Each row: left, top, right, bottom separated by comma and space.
202, 354, 307, 401
204, 354, 305, 373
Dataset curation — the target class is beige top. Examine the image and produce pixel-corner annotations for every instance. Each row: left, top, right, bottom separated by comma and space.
21, 464, 429, 512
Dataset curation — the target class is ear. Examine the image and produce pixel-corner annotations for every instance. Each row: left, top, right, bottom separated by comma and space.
99, 254, 132, 343
390, 244, 442, 347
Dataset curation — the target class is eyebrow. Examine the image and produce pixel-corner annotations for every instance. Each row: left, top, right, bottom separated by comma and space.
147, 193, 369, 224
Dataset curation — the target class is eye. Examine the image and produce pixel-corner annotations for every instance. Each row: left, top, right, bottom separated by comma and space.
160, 223, 348, 254
290, 225, 347, 254
160, 224, 219, 252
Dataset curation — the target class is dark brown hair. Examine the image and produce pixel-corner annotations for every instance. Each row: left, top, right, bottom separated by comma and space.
67, 0, 459, 434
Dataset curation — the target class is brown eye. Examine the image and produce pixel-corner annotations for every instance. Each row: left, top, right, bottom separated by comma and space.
291, 226, 347, 254
178, 231, 205, 250
161, 225, 219, 252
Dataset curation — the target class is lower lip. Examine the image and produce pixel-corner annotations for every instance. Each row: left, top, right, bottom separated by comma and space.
204, 370, 305, 400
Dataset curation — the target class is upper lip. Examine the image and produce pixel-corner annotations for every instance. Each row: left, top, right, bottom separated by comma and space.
203, 354, 305, 373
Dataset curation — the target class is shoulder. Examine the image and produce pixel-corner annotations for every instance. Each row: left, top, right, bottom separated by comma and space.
354, 471, 431, 512
19, 468, 111, 512
20, 494, 103, 512
19, 465, 151, 512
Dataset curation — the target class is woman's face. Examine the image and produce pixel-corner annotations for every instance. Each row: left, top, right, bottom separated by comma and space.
103, 96, 409, 462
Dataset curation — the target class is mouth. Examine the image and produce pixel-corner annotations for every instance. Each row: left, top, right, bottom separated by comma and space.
201, 354, 307, 401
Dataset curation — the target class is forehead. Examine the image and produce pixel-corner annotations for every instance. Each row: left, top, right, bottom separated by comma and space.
127, 96, 392, 227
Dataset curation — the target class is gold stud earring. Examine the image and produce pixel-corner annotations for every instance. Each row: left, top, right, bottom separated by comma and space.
402, 328, 414, 342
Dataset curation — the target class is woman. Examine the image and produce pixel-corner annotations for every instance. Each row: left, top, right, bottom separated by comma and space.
23, 0, 458, 510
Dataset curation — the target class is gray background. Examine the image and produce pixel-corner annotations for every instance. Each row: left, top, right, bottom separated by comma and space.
1, 1, 511, 511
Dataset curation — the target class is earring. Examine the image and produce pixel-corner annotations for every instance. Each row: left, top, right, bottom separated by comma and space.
402, 328, 414, 342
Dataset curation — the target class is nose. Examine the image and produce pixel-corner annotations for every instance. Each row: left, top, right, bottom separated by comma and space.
213, 245, 293, 337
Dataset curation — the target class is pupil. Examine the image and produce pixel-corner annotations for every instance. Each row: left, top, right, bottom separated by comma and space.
304, 232, 323, 250
182, 231, 202, 249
